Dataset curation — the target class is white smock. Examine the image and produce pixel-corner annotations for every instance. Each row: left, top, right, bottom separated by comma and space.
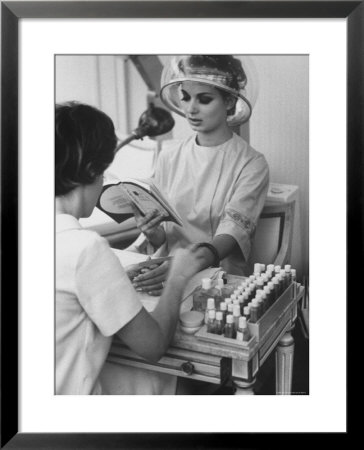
56, 214, 143, 394
136, 132, 269, 275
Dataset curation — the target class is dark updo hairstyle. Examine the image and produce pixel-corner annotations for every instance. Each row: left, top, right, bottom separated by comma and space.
178, 55, 247, 115
56, 102, 117, 196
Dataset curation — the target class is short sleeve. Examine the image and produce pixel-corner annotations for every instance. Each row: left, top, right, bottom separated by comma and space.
75, 233, 143, 337
215, 154, 269, 260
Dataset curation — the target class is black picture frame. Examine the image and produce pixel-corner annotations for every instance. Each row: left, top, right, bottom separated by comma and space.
1, 1, 360, 448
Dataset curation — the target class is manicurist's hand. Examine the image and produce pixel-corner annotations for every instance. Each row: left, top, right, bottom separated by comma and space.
131, 204, 166, 248
132, 260, 170, 296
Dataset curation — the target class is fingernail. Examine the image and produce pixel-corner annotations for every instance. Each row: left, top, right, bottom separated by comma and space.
136, 288, 143, 292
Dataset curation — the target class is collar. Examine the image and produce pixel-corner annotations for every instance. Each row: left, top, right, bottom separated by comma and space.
56, 214, 82, 233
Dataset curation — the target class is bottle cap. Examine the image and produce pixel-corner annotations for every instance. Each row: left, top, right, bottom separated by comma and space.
263, 285, 270, 293
234, 289, 241, 296
291, 269, 296, 276
216, 311, 223, 320
225, 297, 232, 305
201, 278, 212, 290
260, 264, 266, 272
285, 264, 291, 272
243, 292, 249, 300
179, 311, 204, 328
216, 278, 224, 288
220, 302, 227, 311
267, 264, 275, 272
208, 309, 216, 319
230, 294, 238, 300
274, 265, 281, 273
238, 316, 247, 328
268, 281, 274, 289
233, 299, 240, 306
226, 314, 234, 324
256, 289, 264, 296
233, 305, 241, 316
228, 303, 234, 312
249, 275, 256, 281
273, 278, 279, 285
243, 305, 250, 315
257, 278, 264, 286
280, 269, 286, 275
254, 263, 261, 273
252, 298, 259, 306
237, 295, 244, 303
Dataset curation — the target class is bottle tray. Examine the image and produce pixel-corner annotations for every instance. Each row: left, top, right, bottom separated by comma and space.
247, 282, 295, 341
195, 282, 295, 347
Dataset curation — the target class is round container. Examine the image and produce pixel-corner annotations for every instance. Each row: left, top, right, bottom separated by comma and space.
179, 311, 204, 334
179, 311, 204, 328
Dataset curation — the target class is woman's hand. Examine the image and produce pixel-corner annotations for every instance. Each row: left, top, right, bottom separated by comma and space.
131, 204, 166, 248
132, 260, 170, 296
131, 246, 205, 296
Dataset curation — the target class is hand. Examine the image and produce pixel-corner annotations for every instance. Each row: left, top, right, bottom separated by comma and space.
132, 260, 170, 296
131, 204, 166, 247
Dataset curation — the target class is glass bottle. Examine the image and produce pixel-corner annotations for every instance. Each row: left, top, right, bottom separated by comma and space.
264, 285, 272, 309
236, 316, 251, 342
268, 281, 276, 303
207, 309, 217, 334
215, 311, 224, 335
214, 278, 225, 308
204, 297, 216, 324
224, 314, 235, 339
273, 277, 280, 299
243, 305, 251, 321
233, 305, 241, 333
193, 278, 216, 312
227, 302, 234, 315
284, 264, 292, 284
219, 301, 227, 324
249, 298, 260, 323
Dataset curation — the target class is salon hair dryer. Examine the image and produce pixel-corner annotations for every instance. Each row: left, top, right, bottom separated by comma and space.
116, 102, 175, 151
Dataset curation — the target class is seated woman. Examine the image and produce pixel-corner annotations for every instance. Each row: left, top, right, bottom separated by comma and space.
130, 55, 270, 296
55, 101, 202, 394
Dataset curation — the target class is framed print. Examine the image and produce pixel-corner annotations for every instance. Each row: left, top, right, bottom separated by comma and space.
1, 0, 361, 447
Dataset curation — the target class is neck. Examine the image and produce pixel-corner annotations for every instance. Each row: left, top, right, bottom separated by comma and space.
55, 188, 83, 219
196, 126, 233, 147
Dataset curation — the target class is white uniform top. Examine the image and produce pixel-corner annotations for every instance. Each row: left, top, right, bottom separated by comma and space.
137, 133, 269, 275
56, 214, 142, 394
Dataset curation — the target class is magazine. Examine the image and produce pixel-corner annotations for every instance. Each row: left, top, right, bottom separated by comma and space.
97, 177, 183, 226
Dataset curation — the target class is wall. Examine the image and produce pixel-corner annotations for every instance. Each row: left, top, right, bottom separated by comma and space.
249, 55, 309, 279
55, 54, 309, 279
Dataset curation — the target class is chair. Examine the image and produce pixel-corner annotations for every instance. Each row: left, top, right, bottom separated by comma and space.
249, 184, 298, 268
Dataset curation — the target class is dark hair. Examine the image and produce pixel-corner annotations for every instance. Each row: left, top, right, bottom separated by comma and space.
55, 102, 117, 196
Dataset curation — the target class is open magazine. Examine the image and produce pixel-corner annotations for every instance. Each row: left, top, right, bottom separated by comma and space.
97, 177, 183, 226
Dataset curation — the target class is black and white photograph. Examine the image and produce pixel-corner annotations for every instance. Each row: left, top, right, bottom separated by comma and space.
55, 54, 309, 396
2, 0, 356, 443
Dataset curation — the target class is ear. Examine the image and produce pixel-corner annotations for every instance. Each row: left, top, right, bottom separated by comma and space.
224, 95, 237, 113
